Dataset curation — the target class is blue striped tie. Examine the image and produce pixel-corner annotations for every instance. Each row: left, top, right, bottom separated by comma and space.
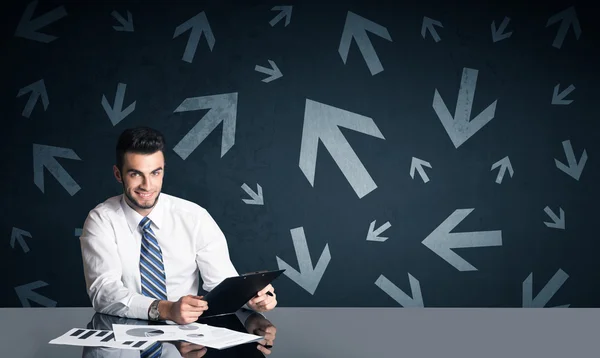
139, 217, 166, 358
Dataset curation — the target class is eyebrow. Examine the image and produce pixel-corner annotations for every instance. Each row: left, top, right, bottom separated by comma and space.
126, 167, 163, 174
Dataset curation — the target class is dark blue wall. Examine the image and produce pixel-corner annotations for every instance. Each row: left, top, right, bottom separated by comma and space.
3, 0, 599, 308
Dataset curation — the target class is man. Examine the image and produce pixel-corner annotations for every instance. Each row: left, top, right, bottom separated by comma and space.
79, 126, 277, 325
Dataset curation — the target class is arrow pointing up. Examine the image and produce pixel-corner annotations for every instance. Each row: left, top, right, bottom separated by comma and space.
276, 227, 330, 295
17, 79, 49, 118
111, 10, 134, 32
173, 92, 238, 160
299, 99, 385, 199
14, 0, 67, 43
546, 6, 581, 49
421, 16, 443, 42
523, 269, 569, 307
15, 281, 57, 307
375, 274, 424, 307
241, 183, 264, 205
101, 83, 136, 126
11, 227, 31, 253
555, 140, 587, 181
433, 67, 498, 148
33, 144, 82, 196
491, 17, 512, 42
173, 11, 215, 63
338, 11, 392, 75
269, 6, 292, 27
490, 156, 514, 184
410, 157, 432, 183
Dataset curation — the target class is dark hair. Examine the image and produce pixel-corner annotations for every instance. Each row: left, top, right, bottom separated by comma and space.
115, 127, 166, 172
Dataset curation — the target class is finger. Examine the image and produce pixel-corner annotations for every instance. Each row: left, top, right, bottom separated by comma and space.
186, 297, 208, 308
259, 284, 273, 296
257, 344, 272, 355
251, 295, 268, 305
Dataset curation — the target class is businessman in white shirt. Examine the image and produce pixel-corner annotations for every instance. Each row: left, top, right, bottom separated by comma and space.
79, 126, 277, 331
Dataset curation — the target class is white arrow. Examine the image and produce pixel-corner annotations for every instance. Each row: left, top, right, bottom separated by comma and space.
11, 227, 31, 253
555, 140, 587, 181
490, 156, 513, 184
523, 269, 569, 307
101, 83, 136, 126
33, 144, 81, 196
366, 220, 391, 242
544, 206, 565, 230
241, 183, 264, 205
422, 208, 502, 271
14, 0, 67, 43
173, 92, 238, 160
111, 10, 134, 32
299, 99, 385, 199
410, 157, 432, 183
546, 6, 581, 49
276, 227, 330, 295
338, 11, 392, 76
433, 67, 497, 148
255, 60, 283, 83
375, 274, 424, 307
17, 79, 49, 118
552, 84, 575, 105
491, 16, 512, 42
173, 11, 215, 63
421, 16, 443, 42
15, 281, 57, 307
269, 6, 292, 27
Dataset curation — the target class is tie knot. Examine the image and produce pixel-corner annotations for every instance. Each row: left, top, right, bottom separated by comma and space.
139, 217, 152, 230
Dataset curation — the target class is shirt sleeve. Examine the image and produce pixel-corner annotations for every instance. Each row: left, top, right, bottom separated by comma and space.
79, 208, 155, 320
195, 208, 239, 292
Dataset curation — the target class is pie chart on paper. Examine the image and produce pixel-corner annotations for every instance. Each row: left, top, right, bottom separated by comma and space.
125, 328, 165, 338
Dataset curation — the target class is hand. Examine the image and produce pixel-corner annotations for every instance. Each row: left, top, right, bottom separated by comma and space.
163, 295, 208, 324
173, 341, 208, 358
245, 314, 277, 355
247, 284, 277, 312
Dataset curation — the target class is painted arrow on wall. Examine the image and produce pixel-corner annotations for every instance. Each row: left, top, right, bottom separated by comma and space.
33, 144, 81, 195
11, 227, 31, 253
15, 281, 57, 307
111, 10, 134, 32
14, 0, 67, 43
173, 11, 215, 63
546, 6, 581, 49
555, 140, 587, 181
269, 6, 292, 27
523, 269, 569, 307
241, 183, 264, 205
375, 274, 424, 307
17, 79, 49, 118
101, 82, 136, 126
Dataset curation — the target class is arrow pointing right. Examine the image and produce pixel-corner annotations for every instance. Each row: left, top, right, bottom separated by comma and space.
269, 6, 292, 27
111, 10, 134, 32
523, 269, 569, 307
241, 183, 264, 205
254, 60, 283, 83
375, 274, 424, 307
101, 83, 136, 126
276, 227, 331, 295
17, 79, 49, 118
555, 140, 587, 180
543, 206, 565, 229
14, 0, 67, 43
15, 281, 57, 307
173, 11, 215, 63
11, 227, 31, 253
33, 144, 82, 196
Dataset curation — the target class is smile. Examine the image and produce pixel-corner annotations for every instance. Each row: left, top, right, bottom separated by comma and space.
137, 192, 153, 199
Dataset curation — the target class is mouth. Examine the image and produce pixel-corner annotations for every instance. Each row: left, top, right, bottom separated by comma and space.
136, 191, 154, 200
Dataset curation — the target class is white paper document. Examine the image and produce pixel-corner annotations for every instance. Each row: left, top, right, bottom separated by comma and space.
49, 328, 154, 350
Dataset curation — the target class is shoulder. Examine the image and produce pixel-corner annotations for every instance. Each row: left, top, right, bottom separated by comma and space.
84, 195, 123, 225
160, 192, 210, 217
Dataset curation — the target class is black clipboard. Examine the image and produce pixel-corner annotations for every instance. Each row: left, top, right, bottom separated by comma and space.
200, 269, 285, 318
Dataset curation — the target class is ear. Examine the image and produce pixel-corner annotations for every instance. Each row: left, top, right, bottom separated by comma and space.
113, 165, 122, 183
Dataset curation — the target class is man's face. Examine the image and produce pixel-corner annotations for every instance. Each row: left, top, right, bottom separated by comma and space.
113, 151, 165, 215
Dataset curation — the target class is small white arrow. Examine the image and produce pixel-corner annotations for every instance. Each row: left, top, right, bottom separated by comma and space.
543, 206, 565, 230
17, 79, 49, 118
546, 6, 581, 49
15, 281, 57, 307
173, 11, 215, 63
269, 6, 292, 27
523, 269, 569, 307
375, 274, 424, 307
421, 16, 443, 42
33, 144, 82, 196
14, 0, 67, 43
111, 10, 134, 32
74, 228, 83, 237
254, 60, 283, 83
241, 183, 264, 205
410, 157, 432, 183
552, 84, 575, 105
491, 17, 512, 42
338, 11, 392, 76
555, 140, 587, 181
276, 227, 331, 295
490, 156, 513, 184
422, 208, 502, 271
101, 83, 136, 126
366, 220, 391, 242
11, 227, 31, 253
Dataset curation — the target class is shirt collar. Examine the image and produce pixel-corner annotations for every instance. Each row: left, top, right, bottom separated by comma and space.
120, 193, 165, 233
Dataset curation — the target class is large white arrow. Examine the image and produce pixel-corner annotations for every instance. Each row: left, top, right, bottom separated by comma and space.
546, 6, 581, 49
299, 99, 385, 199
523, 269, 569, 307
555, 140, 587, 181
101, 83, 136, 126
375, 274, 424, 307
173, 11, 215, 63
17, 79, 49, 118
173, 92, 238, 160
276, 227, 331, 295
11, 227, 31, 253
33, 144, 81, 196
15, 281, 57, 307
338, 11, 392, 75
14, 0, 67, 43
422, 208, 502, 271
433, 67, 497, 148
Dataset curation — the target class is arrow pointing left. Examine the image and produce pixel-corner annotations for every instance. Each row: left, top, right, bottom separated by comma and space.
11, 227, 31, 253
17, 79, 49, 118
14, 0, 67, 43
101, 83, 136, 126
15, 281, 57, 307
33, 144, 82, 196
173, 11, 215, 63
421, 16, 443, 42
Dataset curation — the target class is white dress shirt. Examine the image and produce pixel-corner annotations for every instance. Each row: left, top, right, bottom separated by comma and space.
79, 192, 240, 320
